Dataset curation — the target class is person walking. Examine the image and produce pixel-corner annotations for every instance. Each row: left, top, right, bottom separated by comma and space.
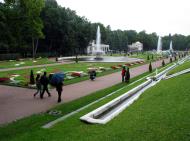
89, 70, 96, 81
56, 82, 63, 103
125, 67, 130, 83
121, 66, 126, 82
33, 74, 41, 97
40, 71, 51, 99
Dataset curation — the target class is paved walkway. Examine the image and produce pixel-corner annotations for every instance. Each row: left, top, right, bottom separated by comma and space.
0, 59, 170, 125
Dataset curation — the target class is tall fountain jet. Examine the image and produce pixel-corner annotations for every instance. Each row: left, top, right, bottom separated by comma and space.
92, 26, 105, 58
169, 34, 173, 51
157, 36, 162, 54
169, 40, 173, 51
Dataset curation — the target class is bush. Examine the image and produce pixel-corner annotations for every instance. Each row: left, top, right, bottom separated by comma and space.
151, 54, 154, 60
30, 70, 35, 84
170, 57, 172, 63
162, 60, 165, 67
174, 56, 177, 61
149, 62, 152, 73
147, 55, 150, 60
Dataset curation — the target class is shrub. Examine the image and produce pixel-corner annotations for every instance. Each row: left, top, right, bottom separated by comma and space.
149, 62, 152, 73
174, 56, 177, 61
162, 60, 165, 67
147, 55, 150, 60
170, 57, 172, 63
30, 70, 35, 84
151, 54, 154, 60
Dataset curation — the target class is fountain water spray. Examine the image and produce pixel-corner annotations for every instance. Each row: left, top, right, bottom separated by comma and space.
157, 36, 162, 54
92, 26, 105, 58
169, 40, 173, 51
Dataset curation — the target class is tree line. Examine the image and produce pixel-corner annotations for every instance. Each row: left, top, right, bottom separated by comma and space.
0, 0, 190, 58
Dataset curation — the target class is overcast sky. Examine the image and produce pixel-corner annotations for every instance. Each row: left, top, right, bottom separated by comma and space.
57, 0, 190, 36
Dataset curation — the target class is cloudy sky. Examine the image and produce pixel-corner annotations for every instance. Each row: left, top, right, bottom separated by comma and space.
57, 0, 190, 36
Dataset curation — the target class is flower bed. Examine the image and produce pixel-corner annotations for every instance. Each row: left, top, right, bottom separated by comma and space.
71, 72, 81, 77
0, 77, 10, 82
125, 63, 131, 66
111, 66, 117, 69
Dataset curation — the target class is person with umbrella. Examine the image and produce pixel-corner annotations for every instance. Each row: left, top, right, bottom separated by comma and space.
49, 72, 64, 103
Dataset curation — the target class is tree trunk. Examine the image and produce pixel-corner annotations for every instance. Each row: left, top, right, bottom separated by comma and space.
34, 39, 39, 58
32, 37, 35, 59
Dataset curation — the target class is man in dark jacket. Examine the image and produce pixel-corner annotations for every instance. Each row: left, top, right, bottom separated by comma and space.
56, 82, 63, 103
40, 71, 51, 99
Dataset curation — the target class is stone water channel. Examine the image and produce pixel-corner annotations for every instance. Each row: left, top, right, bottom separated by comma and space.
80, 56, 189, 124
42, 56, 189, 128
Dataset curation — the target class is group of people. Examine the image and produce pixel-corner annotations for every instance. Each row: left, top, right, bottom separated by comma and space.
33, 67, 128, 103
121, 66, 130, 83
33, 72, 63, 103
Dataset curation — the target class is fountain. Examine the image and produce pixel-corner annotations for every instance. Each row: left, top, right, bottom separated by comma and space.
92, 26, 105, 59
58, 26, 143, 63
157, 36, 162, 54
169, 40, 173, 51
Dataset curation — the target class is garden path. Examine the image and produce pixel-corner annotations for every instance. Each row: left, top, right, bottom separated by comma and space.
0, 58, 170, 125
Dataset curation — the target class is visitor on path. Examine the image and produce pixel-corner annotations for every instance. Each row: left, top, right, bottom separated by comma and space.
89, 70, 96, 81
121, 66, 126, 82
56, 82, 63, 103
33, 74, 41, 97
40, 72, 51, 99
125, 67, 130, 83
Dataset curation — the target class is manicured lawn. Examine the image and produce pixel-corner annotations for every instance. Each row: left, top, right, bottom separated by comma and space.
0, 58, 55, 69
167, 60, 190, 75
0, 61, 144, 87
1, 66, 189, 141
0, 71, 150, 141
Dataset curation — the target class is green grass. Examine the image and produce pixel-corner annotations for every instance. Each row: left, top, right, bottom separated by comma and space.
168, 60, 190, 75
0, 71, 149, 141
0, 58, 55, 69
1, 65, 190, 141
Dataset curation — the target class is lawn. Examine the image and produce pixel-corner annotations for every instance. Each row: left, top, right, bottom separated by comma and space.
0, 71, 150, 141
0, 58, 55, 69
1, 65, 189, 141
167, 59, 190, 75
0, 61, 145, 87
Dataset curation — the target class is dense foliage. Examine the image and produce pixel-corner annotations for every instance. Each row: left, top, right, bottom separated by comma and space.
0, 0, 190, 57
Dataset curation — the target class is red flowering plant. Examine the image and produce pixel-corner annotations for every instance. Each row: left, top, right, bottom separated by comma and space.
0, 77, 10, 82
71, 72, 81, 77
111, 66, 117, 69
125, 63, 131, 66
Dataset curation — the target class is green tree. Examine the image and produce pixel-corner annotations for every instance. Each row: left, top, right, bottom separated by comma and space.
149, 62, 152, 72
30, 70, 35, 84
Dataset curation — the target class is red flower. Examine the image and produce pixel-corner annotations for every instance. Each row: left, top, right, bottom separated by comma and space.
125, 64, 131, 66
111, 66, 117, 69
71, 72, 81, 77
0, 77, 10, 82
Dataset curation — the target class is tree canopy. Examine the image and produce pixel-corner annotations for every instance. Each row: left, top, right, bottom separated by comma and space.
0, 0, 190, 57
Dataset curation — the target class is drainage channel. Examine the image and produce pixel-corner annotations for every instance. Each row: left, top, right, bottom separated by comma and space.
42, 57, 188, 128
80, 58, 188, 124
42, 66, 166, 129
